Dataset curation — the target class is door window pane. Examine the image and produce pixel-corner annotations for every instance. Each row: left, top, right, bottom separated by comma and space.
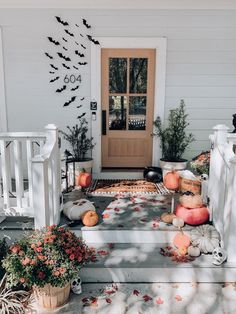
109, 58, 127, 93
128, 96, 146, 130
129, 58, 148, 94
109, 96, 127, 130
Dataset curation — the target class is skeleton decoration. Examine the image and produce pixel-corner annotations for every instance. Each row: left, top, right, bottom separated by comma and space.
71, 275, 82, 294
200, 173, 208, 181
212, 247, 227, 266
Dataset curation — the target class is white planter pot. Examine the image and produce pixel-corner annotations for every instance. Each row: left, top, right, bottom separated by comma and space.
160, 159, 188, 177
68, 159, 93, 187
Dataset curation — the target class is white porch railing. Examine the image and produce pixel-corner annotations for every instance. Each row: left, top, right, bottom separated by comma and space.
208, 125, 236, 263
0, 124, 61, 229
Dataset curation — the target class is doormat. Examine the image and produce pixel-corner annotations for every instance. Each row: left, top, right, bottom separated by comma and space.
86, 179, 171, 196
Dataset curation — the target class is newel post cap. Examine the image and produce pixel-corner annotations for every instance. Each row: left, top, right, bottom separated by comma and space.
213, 124, 230, 131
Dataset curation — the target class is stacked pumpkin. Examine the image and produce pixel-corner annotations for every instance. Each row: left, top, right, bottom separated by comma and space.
175, 191, 209, 226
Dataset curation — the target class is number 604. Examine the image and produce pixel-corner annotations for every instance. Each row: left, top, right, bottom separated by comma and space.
64, 74, 81, 84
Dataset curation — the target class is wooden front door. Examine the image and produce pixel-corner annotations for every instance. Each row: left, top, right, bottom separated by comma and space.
101, 49, 156, 168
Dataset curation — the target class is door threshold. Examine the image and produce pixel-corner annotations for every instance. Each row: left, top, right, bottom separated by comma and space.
102, 167, 144, 173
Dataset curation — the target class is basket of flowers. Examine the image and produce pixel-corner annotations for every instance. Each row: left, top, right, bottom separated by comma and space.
3, 225, 96, 310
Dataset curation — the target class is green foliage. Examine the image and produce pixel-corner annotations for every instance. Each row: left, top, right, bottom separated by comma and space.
0, 238, 8, 280
60, 118, 95, 161
3, 226, 96, 289
153, 100, 195, 161
191, 151, 210, 175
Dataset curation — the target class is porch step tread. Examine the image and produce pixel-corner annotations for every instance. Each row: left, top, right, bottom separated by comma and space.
87, 243, 231, 269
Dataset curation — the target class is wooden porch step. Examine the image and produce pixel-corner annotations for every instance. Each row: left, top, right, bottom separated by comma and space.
81, 243, 236, 283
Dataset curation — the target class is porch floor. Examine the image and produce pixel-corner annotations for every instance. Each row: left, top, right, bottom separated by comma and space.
32, 282, 236, 314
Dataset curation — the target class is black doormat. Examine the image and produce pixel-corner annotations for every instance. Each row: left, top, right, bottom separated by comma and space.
86, 179, 171, 197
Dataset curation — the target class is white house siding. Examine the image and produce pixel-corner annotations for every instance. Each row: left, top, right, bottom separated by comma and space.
0, 9, 236, 160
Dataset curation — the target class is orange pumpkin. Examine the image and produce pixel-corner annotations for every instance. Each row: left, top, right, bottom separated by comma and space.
77, 171, 92, 188
173, 231, 190, 249
81, 210, 99, 227
164, 171, 180, 190
175, 204, 209, 225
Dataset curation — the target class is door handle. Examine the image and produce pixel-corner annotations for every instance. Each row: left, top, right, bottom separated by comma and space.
102, 110, 107, 135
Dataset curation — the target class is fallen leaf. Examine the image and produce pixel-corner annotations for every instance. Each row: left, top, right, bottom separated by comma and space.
143, 294, 153, 302
156, 297, 164, 305
97, 250, 109, 256
175, 295, 182, 301
103, 213, 110, 219
133, 289, 140, 296
108, 243, 115, 249
114, 208, 120, 212
106, 298, 112, 304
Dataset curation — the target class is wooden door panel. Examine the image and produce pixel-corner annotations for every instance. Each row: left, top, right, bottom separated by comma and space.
101, 48, 155, 168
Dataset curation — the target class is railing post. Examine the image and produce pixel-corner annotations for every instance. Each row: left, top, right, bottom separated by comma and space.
208, 125, 229, 240
44, 124, 61, 226
225, 155, 236, 262
31, 156, 50, 229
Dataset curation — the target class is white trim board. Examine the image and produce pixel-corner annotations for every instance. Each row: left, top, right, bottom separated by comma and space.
0, 28, 7, 131
91, 37, 167, 178
1, 0, 236, 10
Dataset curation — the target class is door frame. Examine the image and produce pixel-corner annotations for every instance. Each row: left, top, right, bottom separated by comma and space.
91, 37, 167, 178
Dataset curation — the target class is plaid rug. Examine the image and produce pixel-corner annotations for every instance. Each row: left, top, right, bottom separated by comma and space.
86, 179, 171, 197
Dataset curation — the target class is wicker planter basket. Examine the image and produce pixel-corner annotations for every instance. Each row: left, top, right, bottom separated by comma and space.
33, 282, 70, 310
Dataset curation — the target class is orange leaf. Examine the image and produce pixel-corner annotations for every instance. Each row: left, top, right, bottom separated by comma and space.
175, 295, 182, 301
156, 297, 164, 305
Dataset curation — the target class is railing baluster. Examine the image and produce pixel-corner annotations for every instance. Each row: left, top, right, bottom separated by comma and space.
13, 140, 24, 210
26, 140, 34, 208
0, 140, 10, 209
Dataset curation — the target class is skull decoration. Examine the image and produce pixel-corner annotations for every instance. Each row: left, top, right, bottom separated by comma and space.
71, 275, 82, 294
212, 247, 227, 266
200, 174, 208, 181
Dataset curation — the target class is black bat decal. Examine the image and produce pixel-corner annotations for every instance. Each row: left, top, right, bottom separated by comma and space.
48, 37, 60, 46
80, 34, 84, 37
55, 16, 69, 26
50, 76, 60, 83
71, 85, 79, 91
75, 41, 79, 45
77, 105, 82, 108
80, 97, 85, 101
78, 62, 87, 65
62, 63, 70, 69
77, 112, 86, 119
82, 19, 91, 29
62, 37, 68, 42
75, 50, 85, 57
64, 29, 74, 37
63, 46, 68, 51
87, 35, 100, 45
64, 96, 76, 107
73, 66, 79, 70
50, 64, 58, 70
56, 85, 66, 93
75, 24, 80, 27
45, 52, 53, 59
49, 71, 55, 74
81, 44, 86, 49
57, 52, 71, 62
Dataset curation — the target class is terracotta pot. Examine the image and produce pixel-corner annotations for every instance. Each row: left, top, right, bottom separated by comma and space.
33, 282, 70, 310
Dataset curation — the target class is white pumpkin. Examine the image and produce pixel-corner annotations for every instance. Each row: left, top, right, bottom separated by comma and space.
190, 225, 220, 254
187, 245, 201, 257
172, 217, 185, 228
63, 199, 96, 220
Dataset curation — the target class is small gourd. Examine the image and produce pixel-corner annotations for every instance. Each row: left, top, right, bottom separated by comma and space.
82, 210, 99, 227
77, 170, 92, 188
187, 245, 201, 257
161, 212, 176, 224
173, 231, 191, 249
172, 217, 184, 228
163, 171, 180, 190
178, 247, 188, 256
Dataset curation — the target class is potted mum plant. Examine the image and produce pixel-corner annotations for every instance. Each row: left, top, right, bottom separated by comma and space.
153, 99, 195, 172
3, 225, 96, 310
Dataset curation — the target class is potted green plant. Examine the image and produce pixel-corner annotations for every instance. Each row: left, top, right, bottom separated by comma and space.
153, 99, 195, 172
60, 118, 95, 183
3, 225, 96, 310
